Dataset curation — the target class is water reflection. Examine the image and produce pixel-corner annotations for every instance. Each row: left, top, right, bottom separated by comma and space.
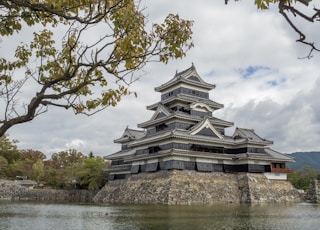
95, 203, 320, 230
0, 202, 319, 230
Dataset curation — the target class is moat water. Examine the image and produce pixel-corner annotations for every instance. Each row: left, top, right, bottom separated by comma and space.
0, 202, 319, 230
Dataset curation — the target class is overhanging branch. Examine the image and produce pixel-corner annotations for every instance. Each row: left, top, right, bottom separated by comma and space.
279, 0, 320, 58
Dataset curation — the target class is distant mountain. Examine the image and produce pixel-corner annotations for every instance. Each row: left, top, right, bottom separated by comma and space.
286, 152, 320, 171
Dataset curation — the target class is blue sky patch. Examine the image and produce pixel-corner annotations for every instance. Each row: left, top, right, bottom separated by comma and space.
237, 65, 270, 79
267, 78, 286, 87
267, 80, 278, 86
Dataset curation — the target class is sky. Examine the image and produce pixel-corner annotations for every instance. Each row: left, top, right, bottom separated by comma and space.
3, 0, 320, 158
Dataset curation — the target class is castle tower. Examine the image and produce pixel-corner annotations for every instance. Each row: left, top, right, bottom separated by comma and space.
105, 64, 294, 181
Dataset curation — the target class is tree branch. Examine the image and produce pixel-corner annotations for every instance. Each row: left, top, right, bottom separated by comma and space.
0, 0, 193, 136
279, 0, 320, 58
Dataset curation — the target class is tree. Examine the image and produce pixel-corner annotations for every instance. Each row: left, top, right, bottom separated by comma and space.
3, 149, 46, 179
45, 149, 87, 188
76, 156, 107, 190
48, 149, 86, 169
0, 156, 8, 178
19, 149, 46, 163
0, 0, 193, 136
287, 166, 320, 190
32, 158, 44, 182
6, 159, 29, 178
43, 165, 65, 188
227, 0, 320, 58
0, 134, 20, 164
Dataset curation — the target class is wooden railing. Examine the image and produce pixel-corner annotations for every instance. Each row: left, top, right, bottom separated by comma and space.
271, 168, 293, 173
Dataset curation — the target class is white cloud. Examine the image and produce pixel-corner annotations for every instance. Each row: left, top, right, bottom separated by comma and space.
65, 139, 87, 150
4, 1, 320, 157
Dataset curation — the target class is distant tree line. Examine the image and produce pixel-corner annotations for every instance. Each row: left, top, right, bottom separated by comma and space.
2, 134, 319, 191
287, 166, 320, 190
0, 134, 110, 190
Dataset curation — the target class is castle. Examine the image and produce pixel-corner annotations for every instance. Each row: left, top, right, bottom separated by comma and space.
105, 64, 294, 181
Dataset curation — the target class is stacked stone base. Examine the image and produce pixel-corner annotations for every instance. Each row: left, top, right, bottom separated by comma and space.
0, 180, 28, 201
0, 179, 97, 203
237, 173, 302, 203
305, 180, 320, 203
93, 170, 301, 204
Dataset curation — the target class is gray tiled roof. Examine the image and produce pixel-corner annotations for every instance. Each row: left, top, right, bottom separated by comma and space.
138, 108, 233, 129
147, 94, 223, 111
127, 128, 145, 139
209, 116, 234, 127
104, 148, 136, 160
233, 128, 272, 144
264, 148, 295, 162
114, 127, 145, 143
154, 64, 215, 92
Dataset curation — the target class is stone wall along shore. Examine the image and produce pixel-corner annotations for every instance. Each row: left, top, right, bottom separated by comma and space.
0, 179, 97, 203
305, 179, 320, 203
2, 172, 312, 205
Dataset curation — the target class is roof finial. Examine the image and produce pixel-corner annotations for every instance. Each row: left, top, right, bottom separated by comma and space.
191, 62, 195, 68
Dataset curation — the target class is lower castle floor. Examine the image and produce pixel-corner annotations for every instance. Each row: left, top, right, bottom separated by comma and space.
108, 158, 289, 181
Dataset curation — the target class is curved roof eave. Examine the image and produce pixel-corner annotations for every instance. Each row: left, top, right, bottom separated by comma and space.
154, 64, 215, 92
146, 95, 224, 111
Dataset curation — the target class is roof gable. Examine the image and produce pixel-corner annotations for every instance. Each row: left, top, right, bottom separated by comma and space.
155, 112, 166, 120
190, 102, 214, 112
155, 64, 215, 92
150, 103, 172, 121
114, 127, 145, 143
138, 104, 172, 128
177, 64, 207, 85
196, 127, 220, 138
189, 118, 223, 139
187, 75, 201, 82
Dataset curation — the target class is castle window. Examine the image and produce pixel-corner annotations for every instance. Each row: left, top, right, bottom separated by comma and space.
190, 144, 223, 153
155, 123, 167, 132
148, 146, 161, 154
111, 160, 125, 166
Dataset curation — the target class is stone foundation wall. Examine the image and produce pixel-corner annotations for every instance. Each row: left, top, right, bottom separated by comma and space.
93, 170, 301, 205
305, 180, 320, 203
0, 179, 97, 203
238, 173, 301, 203
0, 180, 28, 201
